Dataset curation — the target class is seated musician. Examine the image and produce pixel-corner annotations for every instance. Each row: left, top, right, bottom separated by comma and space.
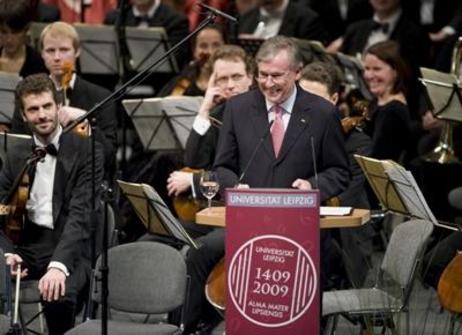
166, 44, 253, 202
0, 74, 103, 335
299, 61, 374, 288
10, 22, 117, 181
183, 36, 349, 334
157, 25, 225, 97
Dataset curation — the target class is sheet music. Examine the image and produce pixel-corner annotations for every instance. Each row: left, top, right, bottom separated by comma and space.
123, 96, 203, 151
420, 67, 462, 122
117, 180, 197, 248
384, 165, 438, 225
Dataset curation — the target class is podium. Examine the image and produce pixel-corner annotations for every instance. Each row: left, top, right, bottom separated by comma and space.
225, 189, 320, 334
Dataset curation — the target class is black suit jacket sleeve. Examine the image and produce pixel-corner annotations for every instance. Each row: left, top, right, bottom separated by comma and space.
184, 104, 224, 168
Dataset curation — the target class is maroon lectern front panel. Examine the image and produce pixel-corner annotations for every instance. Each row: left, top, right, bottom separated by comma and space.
225, 189, 320, 335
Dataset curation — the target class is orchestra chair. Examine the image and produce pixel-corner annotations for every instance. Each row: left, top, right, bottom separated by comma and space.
66, 241, 188, 335
0, 251, 11, 335
322, 219, 433, 335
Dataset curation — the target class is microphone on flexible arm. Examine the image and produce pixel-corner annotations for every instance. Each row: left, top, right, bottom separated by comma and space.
310, 136, 319, 190
197, 2, 238, 22
238, 120, 274, 184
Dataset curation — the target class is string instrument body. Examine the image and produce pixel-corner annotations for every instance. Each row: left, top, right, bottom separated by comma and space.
172, 167, 205, 222
61, 61, 89, 137
438, 252, 462, 313
0, 148, 46, 244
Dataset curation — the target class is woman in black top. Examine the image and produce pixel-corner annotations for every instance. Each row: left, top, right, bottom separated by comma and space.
0, 0, 47, 77
363, 40, 411, 161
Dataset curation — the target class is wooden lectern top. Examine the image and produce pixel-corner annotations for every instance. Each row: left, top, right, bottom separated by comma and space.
196, 207, 370, 229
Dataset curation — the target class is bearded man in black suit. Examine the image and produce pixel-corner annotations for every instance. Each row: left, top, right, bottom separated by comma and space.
183, 36, 349, 334
11, 22, 117, 181
0, 74, 103, 335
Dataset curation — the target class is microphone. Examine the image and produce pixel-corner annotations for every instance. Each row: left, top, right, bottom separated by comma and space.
238, 120, 274, 184
310, 136, 319, 190
198, 2, 238, 22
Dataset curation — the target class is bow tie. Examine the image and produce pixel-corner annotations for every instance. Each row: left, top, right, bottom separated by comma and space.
33, 144, 58, 156
135, 15, 150, 25
372, 21, 390, 34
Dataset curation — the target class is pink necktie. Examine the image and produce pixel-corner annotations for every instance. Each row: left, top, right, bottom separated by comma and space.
271, 105, 284, 157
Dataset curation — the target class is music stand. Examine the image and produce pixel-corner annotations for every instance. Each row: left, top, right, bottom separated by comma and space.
117, 180, 198, 248
74, 24, 119, 75
0, 73, 21, 124
355, 154, 458, 231
122, 96, 202, 151
335, 52, 372, 100
125, 27, 178, 74
0, 132, 32, 164
420, 67, 462, 163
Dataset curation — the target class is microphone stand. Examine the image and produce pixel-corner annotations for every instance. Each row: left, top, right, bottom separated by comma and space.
62, 8, 225, 335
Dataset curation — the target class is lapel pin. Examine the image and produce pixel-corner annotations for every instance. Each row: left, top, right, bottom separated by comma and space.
300, 118, 306, 123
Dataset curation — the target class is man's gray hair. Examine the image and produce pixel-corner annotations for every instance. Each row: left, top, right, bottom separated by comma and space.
255, 36, 303, 70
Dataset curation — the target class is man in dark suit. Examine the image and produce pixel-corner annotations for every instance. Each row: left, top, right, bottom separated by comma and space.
11, 22, 117, 181
104, 0, 190, 67
340, 0, 430, 67
237, 0, 330, 45
183, 36, 349, 333
0, 74, 103, 335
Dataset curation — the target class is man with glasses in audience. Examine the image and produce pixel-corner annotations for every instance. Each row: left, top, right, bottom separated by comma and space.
183, 36, 349, 334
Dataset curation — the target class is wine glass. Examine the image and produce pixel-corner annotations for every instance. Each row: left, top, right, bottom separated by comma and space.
200, 171, 220, 209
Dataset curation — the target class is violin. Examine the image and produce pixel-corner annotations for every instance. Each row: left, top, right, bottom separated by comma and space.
171, 78, 191, 96
61, 61, 89, 137
172, 167, 206, 222
0, 147, 47, 244
341, 99, 369, 134
437, 252, 462, 313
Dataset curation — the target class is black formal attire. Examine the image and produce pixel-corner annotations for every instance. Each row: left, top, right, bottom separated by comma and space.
11, 45, 48, 78
183, 87, 350, 332
237, 1, 331, 44
309, 0, 373, 40
184, 104, 224, 169
402, 0, 462, 33
363, 100, 411, 161
330, 127, 374, 288
11, 76, 117, 180
0, 132, 103, 335
104, 3, 190, 68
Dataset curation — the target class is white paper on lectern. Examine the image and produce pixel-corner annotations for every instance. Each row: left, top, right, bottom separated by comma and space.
123, 96, 203, 150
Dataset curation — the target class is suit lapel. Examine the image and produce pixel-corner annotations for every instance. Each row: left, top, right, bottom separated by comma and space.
52, 134, 76, 223
279, 3, 296, 36
276, 90, 310, 163
250, 91, 275, 159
